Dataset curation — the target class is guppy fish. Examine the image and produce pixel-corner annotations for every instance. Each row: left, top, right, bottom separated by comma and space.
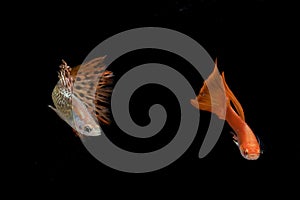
49, 56, 113, 136
190, 60, 261, 160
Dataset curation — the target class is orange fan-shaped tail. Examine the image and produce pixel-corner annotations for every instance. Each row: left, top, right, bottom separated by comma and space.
190, 61, 245, 121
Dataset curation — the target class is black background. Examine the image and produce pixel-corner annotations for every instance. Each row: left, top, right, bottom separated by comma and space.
12, 0, 299, 195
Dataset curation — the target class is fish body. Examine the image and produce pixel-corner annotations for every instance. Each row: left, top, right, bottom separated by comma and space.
191, 61, 261, 160
49, 57, 113, 136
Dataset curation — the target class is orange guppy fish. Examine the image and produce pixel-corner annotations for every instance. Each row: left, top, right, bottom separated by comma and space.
49, 56, 113, 136
190, 61, 261, 160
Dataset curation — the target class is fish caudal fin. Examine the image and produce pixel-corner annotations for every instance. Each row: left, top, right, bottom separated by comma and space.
94, 70, 113, 125
191, 61, 227, 119
191, 60, 246, 121
71, 56, 114, 125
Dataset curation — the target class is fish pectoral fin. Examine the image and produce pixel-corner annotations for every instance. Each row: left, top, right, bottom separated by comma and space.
256, 135, 264, 154
49, 105, 65, 120
48, 105, 59, 115
230, 131, 239, 146
232, 138, 239, 146
48, 105, 74, 128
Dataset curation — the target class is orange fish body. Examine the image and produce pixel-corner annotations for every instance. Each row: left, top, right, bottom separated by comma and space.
191, 61, 260, 160
225, 103, 260, 160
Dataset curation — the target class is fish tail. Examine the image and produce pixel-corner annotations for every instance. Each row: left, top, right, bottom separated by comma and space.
191, 60, 246, 121
94, 70, 114, 125
191, 60, 227, 119
71, 56, 114, 125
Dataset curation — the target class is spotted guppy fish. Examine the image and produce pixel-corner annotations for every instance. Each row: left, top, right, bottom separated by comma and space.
49, 56, 113, 136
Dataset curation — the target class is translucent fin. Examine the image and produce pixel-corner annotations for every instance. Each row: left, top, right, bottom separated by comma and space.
49, 105, 65, 121
191, 59, 246, 122
48, 105, 74, 129
221, 73, 245, 121
230, 131, 239, 146
94, 70, 113, 124
256, 135, 264, 154
191, 62, 227, 120
71, 56, 113, 125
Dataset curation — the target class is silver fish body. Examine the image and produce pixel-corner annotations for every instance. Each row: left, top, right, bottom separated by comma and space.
49, 83, 101, 136
49, 57, 112, 136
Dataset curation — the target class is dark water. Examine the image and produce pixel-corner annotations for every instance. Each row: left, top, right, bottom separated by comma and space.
18, 0, 298, 195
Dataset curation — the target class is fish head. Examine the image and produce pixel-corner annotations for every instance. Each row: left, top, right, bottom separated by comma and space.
71, 95, 102, 136
49, 101, 102, 137
74, 120, 102, 136
239, 143, 260, 160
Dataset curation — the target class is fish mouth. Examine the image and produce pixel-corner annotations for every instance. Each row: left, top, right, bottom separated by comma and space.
240, 148, 260, 160
244, 153, 260, 160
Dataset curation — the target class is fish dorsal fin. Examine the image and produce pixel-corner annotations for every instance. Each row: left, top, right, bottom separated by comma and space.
221, 72, 245, 121
71, 56, 114, 125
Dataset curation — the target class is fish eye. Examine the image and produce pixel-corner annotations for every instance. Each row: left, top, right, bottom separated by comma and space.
243, 149, 248, 156
84, 125, 92, 133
